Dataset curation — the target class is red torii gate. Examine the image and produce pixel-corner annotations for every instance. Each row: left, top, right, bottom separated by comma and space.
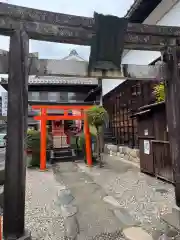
32, 105, 93, 170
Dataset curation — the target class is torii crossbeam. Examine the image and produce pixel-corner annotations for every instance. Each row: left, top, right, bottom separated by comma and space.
1, 2, 180, 239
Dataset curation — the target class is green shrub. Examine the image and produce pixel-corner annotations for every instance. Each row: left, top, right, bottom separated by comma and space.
77, 131, 97, 163
86, 106, 108, 166
153, 82, 165, 102
26, 130, 51, 167
86, 105, 108, 130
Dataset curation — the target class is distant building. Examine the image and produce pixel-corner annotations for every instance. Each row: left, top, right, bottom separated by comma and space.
0, 50, 101, 148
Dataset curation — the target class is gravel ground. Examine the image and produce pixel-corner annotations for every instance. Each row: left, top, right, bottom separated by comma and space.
76, 155, 177, 236
25, 168, 66, 240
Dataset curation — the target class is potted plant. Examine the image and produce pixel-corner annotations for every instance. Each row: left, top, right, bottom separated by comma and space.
86, 105, 108, 167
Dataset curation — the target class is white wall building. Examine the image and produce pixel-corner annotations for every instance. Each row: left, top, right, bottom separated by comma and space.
102, 0, 180, 96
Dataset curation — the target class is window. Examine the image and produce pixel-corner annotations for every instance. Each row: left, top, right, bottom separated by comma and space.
40, 92, 48, 101
68, 92, 87, 102
28, 92, 40, 101
60, 92, 68, 102
48, 92, 59, 102
68, 92, 76, 102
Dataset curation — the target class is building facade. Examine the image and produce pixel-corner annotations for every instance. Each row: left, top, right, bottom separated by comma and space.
103, 0, 180, 148
1, 50, 101, 149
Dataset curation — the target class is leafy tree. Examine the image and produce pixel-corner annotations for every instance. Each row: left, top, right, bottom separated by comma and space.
86, 105, 108, 167
153, 82, 165, 102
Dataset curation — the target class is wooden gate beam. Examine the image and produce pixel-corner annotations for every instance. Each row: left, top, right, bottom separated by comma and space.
0, 16, 176, 51
0, 3, 180, 50
1, 2, 180, 37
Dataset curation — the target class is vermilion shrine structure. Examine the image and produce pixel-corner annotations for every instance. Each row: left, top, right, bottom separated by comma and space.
1, 2, 180, 239
32, 105, 93, 170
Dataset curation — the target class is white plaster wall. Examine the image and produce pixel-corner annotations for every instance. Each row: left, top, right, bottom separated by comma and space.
102, 0, 180, 95
102, 79, 125, 96
122, 0, 180, 65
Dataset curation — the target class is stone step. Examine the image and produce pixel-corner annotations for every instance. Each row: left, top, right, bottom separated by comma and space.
52, 156, 74, 163
54, 150, 72, 158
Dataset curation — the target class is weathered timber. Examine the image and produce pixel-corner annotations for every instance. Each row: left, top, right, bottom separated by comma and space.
1, 2, 180, 37
0, 56, 167, 79
164, 44, 180, 207
3, 30, 30, 239
0, 2, 94, 29
0, 16, 176, 50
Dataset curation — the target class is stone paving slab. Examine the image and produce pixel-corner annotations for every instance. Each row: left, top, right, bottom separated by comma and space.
123, 227, 153, 240
53, 162, 127, 240
161, 207, 180, 231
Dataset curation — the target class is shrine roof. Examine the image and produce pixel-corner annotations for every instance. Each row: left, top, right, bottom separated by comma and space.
125, 0, 162, 23
61, 49, 85, 61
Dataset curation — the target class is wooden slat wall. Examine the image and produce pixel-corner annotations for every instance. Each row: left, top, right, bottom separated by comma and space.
103, 80, 158, 148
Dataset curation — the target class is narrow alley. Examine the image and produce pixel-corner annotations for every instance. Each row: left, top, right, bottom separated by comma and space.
25, 155, 179, 240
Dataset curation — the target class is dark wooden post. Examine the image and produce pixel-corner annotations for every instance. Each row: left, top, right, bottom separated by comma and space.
3, 30, 31, 239
163, 42, 180, 207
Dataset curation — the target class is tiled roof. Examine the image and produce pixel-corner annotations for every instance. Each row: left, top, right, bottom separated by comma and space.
125, 0, 143, 18
1, 76, 98, 85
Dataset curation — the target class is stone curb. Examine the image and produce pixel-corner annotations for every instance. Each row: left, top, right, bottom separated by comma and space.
104, 144, 140, 166
57, 189, 79, 239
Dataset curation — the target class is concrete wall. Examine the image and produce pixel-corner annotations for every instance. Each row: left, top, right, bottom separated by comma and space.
102, 0, 180, 96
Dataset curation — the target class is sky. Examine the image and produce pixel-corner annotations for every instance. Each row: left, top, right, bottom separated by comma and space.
0, 0, 135, 93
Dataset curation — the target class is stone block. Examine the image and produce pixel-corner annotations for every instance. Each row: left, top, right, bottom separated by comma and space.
123, 227, 153, 240
103, 195, 120, 208
124, 147, 130, 155
58, 189, 74, 205
106, 144, 118, 156
64, 215, 79, 239
109, 144, 118, 152
119, 146, 125, 154
113, 208, 140, 227
135, 149, 140, 158
124, 154, 130, 161
129, 149, 137, 158
161, 207, 180, 231
104, 144, 109, 154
